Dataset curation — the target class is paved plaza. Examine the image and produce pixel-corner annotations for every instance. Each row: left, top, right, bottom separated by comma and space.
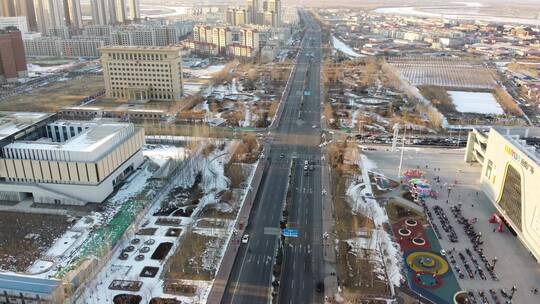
363, 146, 540, 304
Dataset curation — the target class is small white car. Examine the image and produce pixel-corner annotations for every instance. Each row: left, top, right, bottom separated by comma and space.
242, 234, 250, 244
440, 249, 446, 256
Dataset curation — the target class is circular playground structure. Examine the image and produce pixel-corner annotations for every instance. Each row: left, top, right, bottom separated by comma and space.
398, 228, 412, 236
407, 251, 449, 276
412, 237, 426, 246
405, 219, 418, 227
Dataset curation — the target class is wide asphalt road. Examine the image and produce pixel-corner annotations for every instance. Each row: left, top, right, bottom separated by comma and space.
222, 11, 324, 304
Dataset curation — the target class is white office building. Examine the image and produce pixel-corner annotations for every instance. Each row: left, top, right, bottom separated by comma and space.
0, 112, 145, 205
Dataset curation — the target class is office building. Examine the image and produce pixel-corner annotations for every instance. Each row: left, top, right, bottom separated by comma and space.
0, 28, 27, 83
0, 112, 145, 205
101, 46, 184, 102
465, 127, 540, 262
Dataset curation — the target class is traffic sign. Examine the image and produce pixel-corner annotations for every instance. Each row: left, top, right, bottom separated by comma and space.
283, 228, 299, 238
304, 90, 311, 96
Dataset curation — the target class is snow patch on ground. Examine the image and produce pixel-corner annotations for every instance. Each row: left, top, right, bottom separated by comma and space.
184, 65, 225, 79
449, 91, 504, 115
344, 152, 404, 287
144, 144, 189, 167
108, 166, 154, 205
27, 62, 77, 75
346, 229, 404, 287
332, 35, 364, 58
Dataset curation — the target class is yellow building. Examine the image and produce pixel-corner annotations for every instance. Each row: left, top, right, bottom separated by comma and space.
465, 127, 540, 261
101, 46, 183, 103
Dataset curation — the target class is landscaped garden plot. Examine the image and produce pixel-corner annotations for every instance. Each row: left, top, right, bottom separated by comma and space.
164, 232, 225, 281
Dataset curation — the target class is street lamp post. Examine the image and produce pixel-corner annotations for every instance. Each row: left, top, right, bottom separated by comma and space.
397, 127, 406, 179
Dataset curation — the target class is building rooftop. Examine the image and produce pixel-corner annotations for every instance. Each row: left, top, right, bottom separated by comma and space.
0, 273, 60, 295
100, 45, 182, 52
493, 126, 540, 165
0, 112, 54, 141
5, 121, 134, 160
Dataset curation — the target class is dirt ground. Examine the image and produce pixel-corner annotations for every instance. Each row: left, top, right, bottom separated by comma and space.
0, 212, 71, 272
0, 75, 104, 112
164, 232, 221, 281
331, 165, 390, 297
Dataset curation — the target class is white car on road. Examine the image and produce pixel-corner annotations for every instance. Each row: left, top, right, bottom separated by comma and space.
242, 234, 250, 244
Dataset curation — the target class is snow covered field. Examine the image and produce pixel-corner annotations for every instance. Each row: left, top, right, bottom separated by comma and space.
449, 91, 504, 115
184, 65, 226, 79
143, 144, 189, 167
141, 5, 189, 18
26, 62, 78, 77
374, 3, 540, 26
331, 36, 363, 58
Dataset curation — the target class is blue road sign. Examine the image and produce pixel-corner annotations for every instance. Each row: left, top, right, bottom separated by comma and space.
283, 228, 299, 238
303, 90, 311, 96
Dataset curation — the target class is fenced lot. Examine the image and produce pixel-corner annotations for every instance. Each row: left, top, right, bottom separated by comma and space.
389, 57, 497, 89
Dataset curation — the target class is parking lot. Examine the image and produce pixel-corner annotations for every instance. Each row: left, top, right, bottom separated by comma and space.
363, 146, 540, 304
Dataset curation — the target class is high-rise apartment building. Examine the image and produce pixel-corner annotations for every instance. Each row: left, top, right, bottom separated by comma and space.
63, 0, 82, 31
0, 28, 27, 83
0, 0, 37, 32
247, 0, 259, 24
263, 0, 281, 26
91, 0, 140, 25
227, 8, 247, 26
34, 0, 65, 34
125, 0, 140, 21
0, 0, 16, 17
0, 16, 29, 33
101, 46, 183, 102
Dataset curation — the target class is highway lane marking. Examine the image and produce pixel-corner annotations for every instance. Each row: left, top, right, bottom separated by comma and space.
230, 244, 253, 303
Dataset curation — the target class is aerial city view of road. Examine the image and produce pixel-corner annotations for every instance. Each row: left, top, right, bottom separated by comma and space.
1, 0, 540, 304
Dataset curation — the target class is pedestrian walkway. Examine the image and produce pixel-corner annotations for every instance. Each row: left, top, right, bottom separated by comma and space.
0, 199, 68, 215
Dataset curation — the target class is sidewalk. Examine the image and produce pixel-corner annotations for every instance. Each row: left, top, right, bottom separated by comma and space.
321, 156, 338, 303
